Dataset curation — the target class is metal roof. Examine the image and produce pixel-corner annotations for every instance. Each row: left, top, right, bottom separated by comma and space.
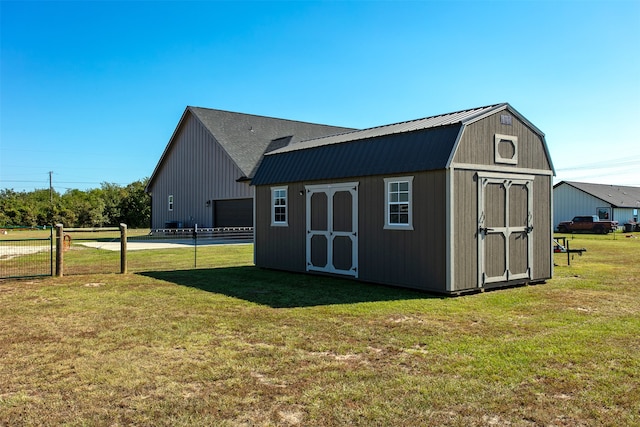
251, 102, 554, 186
555, 181, 640, 208
251, 124, 462, 186
268, 103, 508, 155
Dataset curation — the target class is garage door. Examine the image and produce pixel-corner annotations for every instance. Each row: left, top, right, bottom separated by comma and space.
214, 199, 253, 227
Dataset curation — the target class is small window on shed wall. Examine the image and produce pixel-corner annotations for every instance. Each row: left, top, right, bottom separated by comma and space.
168, 195, 174, 211
384, 177, 414, 230
494, 134, 518, 165
271, 186, 288, 226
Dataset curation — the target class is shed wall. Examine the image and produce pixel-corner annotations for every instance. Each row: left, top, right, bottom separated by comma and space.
255, 171, 448, 292
454, 111, 551, 171
452, 171, 552, 292
533, 175, 553, 281
255, 181, 307, 272
148, 113, 253, 229
450, 108, 553, 292
359, 171, 447, 291
452, 169, 479, 291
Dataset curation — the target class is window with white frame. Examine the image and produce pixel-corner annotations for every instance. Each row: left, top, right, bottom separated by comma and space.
384, 177, 413, 229
168, 195, 174, 211
271, 186, 288, 226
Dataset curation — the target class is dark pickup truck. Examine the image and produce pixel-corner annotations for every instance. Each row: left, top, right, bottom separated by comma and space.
557, 215, 619, 234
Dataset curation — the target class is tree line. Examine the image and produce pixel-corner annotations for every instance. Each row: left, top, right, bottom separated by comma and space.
0, 178, 151, 229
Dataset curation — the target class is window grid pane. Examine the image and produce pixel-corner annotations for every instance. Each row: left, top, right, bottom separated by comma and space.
273, 188, 287, 224
388, 181, 410, 225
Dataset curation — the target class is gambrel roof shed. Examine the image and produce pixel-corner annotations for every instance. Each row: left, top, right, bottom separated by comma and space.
252, 103, 555, 295
252, 103, 555, 185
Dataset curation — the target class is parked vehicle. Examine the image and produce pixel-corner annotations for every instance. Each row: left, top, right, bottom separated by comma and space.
557, 215, 619, 234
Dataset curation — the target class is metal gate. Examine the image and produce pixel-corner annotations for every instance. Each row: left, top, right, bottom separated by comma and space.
0, 227, 53, 279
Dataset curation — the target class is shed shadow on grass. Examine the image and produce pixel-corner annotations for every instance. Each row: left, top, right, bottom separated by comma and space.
139, 266, 438, 308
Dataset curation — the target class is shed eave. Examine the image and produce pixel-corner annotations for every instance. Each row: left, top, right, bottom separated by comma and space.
456, 103, 555, 176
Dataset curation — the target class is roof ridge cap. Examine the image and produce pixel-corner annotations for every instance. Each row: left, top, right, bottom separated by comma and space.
287, 103, 505, 146
187, 106, 354, 129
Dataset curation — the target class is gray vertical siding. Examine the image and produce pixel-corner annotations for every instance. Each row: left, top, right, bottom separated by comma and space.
254, 106, 553, 294
255, 171, 448, 292
255, 182, 307, 272
452, 171, 552, 292
553, 183, 609, 229
452, 169, 479, 291
454, 111, 551, 171
532, 175, 552, 281
148, 113, 253, 229
356, 172, 447, 291
450, 108, 554, 292
614, 208, 638, 224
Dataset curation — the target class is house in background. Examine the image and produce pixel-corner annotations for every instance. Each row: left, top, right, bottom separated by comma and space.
146, 106, 353, 230
251, 103, 556, 294
553, 181, 640, 230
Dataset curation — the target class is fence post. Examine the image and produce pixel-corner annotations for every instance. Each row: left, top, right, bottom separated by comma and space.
120, 223, 127, 274
55, 224, 63, 277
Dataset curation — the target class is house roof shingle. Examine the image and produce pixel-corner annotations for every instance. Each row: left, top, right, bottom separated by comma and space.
147, 107, 355, 190
189, 107, 355, 177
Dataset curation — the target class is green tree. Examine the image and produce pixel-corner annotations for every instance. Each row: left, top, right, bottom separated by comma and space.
100, 183, 125, 226
1, 178, 151, 228
121, 178, 151, 228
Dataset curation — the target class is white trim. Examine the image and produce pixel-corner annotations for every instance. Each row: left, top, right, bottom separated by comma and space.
462, 103, 546, 138
454, 163, 553, 176
446, 168, 454, 292
271, 186, 288, 226
444, 126, 466, 169
305, 182, 359, 192
383, 176, 414, 230
476, 171, 535, 181
460, 103, 509, 127
305, 182, 359, 278
477, 175, 534, 287
450, 103, 555, 176
549, 178, 554, 279
494, 134, 518, 165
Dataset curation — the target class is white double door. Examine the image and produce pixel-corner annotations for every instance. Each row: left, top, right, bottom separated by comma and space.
306, 183, 358, 277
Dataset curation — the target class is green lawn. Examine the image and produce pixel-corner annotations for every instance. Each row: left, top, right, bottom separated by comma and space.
1, 235, 638, 426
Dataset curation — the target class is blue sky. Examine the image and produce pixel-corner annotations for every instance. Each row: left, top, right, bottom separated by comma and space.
1, 0, 639, 193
